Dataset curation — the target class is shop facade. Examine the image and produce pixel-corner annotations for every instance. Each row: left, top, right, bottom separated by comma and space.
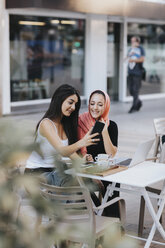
1, 0, 165, 115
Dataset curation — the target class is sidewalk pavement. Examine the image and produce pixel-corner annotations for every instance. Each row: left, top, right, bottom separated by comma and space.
2, 97, 165, 247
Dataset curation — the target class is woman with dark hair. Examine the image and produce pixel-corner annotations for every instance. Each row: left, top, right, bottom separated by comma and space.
78, 90, 120, 217
25, 84, 98, 186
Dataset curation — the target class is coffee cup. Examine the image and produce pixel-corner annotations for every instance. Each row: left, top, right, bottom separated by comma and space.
95, 154, 110, 162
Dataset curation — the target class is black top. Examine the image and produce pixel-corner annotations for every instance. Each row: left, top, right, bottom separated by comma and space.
87, 120, 118, 160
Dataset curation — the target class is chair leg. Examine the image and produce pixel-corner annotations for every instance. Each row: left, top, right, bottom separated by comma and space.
153, 137, 160, 161
138, 196, 145, 237
119, 199, 126, 226
158, 200, 163, 224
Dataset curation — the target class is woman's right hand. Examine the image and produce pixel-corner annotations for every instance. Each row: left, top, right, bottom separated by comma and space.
84, 154, 93, 162
79, 128, 100, 148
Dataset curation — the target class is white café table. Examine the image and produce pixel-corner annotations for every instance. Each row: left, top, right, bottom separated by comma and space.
66, 161, 165, 248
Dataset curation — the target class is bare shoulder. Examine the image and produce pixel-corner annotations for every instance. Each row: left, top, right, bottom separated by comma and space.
40, 118, 53, 128
39, 118, 56, 136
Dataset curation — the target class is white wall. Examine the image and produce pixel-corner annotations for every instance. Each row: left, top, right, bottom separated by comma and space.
119, 19, 127, 102
0, 0, 5, 115
84, 14, 107, 100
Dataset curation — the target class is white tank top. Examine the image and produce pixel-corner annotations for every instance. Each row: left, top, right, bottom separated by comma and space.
26, 118, 68, 169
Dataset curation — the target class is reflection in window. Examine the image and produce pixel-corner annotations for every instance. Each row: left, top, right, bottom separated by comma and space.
127, 23, 165, 95
10, 15, 85, 102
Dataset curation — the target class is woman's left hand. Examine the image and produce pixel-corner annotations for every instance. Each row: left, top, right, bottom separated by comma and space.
101, 118, 108, 134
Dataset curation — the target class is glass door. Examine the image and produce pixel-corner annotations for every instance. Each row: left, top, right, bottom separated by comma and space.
127, 22, 165, 96
107, 22, 121, 101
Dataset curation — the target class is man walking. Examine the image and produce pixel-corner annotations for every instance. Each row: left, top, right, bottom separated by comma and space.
127, 36, 145, 113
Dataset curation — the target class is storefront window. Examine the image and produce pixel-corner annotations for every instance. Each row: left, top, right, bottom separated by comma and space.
127, 23, 165, 95
10, 15, 85, 102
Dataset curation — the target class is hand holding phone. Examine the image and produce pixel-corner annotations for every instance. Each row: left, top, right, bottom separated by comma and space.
90, 120, 105, 137
80, 130, 100, 148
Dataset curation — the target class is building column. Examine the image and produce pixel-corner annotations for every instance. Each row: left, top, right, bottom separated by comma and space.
0, 0, 10, 116
0, 0, 4, 116
84, 14, 107, 100
119, 18, 128, 102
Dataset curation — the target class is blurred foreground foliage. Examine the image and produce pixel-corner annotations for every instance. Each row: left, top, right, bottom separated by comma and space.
0, 119, 138, 248
0, 120, 58, 248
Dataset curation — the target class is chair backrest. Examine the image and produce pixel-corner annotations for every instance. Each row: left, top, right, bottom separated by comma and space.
159, 143, 165, 164
40, 183, 96, 245
153, 118, 165, 136
153, 118, 165, 158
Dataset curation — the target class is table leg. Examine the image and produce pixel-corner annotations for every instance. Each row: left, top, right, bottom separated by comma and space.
76, 176, 102, 210
138, 196, 145, 237
142, 181, 165, 248
97, 182, 116, 216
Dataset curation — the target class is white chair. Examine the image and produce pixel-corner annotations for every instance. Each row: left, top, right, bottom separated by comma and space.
39, 183, 124, 248
138, 118, 165, 236
153, 117, 165, 160
138, 142, 165, 237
